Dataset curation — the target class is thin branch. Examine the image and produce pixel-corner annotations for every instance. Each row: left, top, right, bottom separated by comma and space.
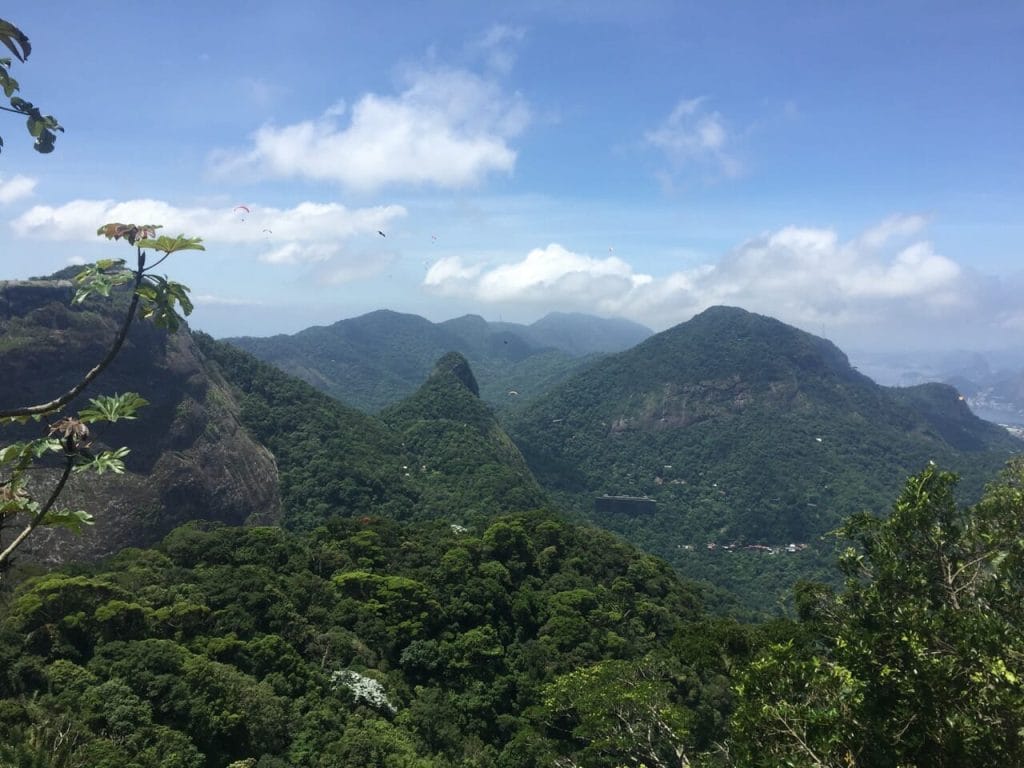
0, 453, 74, 568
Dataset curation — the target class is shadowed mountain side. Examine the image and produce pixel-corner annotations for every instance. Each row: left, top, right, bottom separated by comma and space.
0, 280, 281, 568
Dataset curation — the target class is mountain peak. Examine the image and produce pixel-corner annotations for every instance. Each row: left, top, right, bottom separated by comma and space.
430, 351, 480, 397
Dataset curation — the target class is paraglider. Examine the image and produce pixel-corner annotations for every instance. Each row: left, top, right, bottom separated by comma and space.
233, 205, 250, 222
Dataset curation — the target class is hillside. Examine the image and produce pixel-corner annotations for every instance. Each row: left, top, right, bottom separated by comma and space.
0, 279, 281, 569
223, 310, 649, 413
507, 306, 1021, 606
196, 338, 548, 531
380, 352, 548, 519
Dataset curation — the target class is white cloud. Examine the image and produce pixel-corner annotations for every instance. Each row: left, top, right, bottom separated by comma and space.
259, 242, 339, 266
426, 243, 652, 313
10, 197, 406, 276
423, 218, 970, 336
210, 66, 529, 190
0, 175, 37, 204
11, 198, 404, 247
645, 98, 741, 178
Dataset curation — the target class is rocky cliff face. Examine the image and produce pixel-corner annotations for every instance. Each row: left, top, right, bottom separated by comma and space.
0, 279, 281, 568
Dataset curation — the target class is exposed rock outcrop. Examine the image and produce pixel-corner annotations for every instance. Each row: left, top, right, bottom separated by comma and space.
0, 279, 281, 568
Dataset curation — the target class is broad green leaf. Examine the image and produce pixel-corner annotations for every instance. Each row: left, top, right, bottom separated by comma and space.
135, 234, 205, 255
78, 392, 148, 423
74, 446, 129, 475
40, 508, 94, 532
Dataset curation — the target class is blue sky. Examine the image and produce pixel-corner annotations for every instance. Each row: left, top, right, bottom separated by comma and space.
1, 1, 1021, 353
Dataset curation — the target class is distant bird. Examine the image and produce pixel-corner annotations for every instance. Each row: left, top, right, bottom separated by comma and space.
378, 230, 386, 238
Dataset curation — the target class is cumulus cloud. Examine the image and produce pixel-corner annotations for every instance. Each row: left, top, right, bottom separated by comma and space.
427, 244, 651, 306
645, 98, 740, 178
0, 174, 37, 204
10, 197, 405, 275
210, 66, 529, 190
423, 218, 973, 338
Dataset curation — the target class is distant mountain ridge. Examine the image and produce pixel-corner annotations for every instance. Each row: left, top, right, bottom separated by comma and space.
223, 310, 652, 413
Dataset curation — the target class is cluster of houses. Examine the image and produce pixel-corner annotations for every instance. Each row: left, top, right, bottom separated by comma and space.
594, 494, 810, 555
701, 542, 808, 554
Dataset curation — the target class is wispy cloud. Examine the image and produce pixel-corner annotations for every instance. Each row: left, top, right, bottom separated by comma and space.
0, 175, 37, 204
210, 65, 529, 191
470, 24, 526, 74
645, 98, 740, 179
193, 293, 264, 307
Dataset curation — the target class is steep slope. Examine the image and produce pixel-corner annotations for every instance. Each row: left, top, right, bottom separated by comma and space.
197, 340, 548, 530
223, 310, 644, 413
379, 352, 548, 520
0, 279, 281, 567
507, 306, 1020, 606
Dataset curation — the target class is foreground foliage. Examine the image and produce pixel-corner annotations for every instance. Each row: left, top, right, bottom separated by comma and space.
731, 459, 1024, 766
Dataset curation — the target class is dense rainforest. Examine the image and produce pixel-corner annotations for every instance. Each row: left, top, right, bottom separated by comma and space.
2, 463, 1023, 766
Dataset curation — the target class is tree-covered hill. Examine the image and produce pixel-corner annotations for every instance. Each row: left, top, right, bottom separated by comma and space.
196, 338, 549, 532
222, 310, 649, 413
380, 352, 548, 520
507, 306, 1021, 608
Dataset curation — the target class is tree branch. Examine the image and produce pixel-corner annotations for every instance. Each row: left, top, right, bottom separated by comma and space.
0, 453, 74, 569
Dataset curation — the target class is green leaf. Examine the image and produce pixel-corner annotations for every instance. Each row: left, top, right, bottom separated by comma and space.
0, 67, 19, 98
136, 234, 205, 255
0, 19, 31, 63
73, 446, 129, 475
40, 508, 94, 532
78, 392, 148, 424
137, 275, 194, 330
